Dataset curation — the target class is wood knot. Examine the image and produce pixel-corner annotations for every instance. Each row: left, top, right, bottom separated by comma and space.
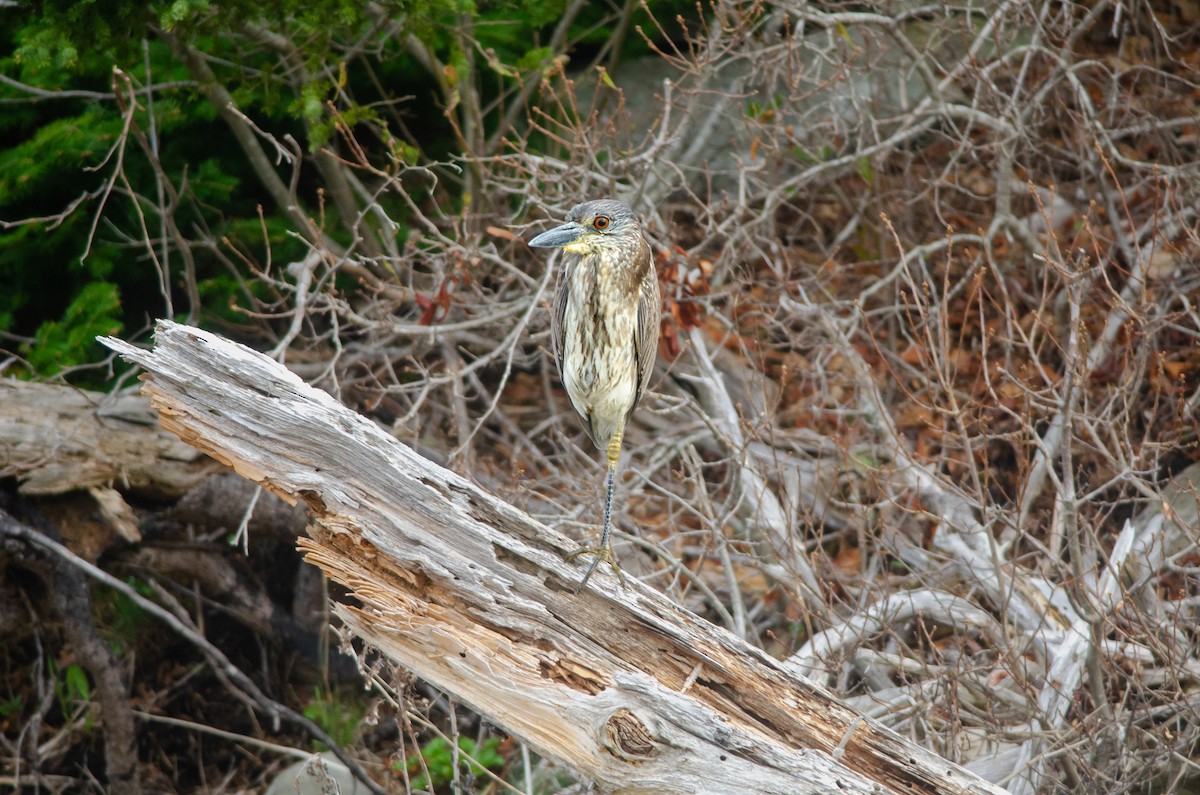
603, 709, 659, 761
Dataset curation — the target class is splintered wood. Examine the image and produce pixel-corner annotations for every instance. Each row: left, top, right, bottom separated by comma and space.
102, 321, 1005, 795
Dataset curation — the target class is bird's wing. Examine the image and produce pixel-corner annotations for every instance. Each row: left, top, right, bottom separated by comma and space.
551, 254, 594, 441
632, 244, 660, 411
550, 254, 573, 378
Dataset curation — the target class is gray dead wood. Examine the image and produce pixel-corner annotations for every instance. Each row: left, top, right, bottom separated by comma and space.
0, 380, 209, 497
0, 379, 213, 542
101, 320, 1007, 795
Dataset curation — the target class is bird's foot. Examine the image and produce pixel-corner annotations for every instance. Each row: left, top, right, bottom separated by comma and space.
567, 545, 626, 593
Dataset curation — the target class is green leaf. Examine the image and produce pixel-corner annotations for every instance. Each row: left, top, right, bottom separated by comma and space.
517, 46, 552, 71
23, 282, 122, 375
850, 451, 879, 470
400, 735, 505, 790
856, 156, 874, 184
0, 696, 23, 720
65, 664, 91, 703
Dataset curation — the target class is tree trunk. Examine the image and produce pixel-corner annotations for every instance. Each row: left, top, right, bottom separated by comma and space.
101, 321, 1007, 795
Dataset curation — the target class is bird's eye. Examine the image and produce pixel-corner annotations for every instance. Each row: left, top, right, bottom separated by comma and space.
593, 215, 611, 230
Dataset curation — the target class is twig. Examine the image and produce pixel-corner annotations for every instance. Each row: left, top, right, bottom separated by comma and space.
0, 508, 388, 795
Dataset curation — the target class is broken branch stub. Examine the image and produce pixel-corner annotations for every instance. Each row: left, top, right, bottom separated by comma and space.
100, 321, 1005, 795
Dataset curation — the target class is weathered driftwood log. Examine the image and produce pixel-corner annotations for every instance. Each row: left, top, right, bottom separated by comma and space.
0, 379, 213, 543
0, 379, 209, 496
101, 321, 1006, 795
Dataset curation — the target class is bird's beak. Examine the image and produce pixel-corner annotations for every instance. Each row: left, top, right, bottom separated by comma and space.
528, 221, 588, 249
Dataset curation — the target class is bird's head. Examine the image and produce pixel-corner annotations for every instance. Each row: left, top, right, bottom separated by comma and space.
527, 199, 640, 256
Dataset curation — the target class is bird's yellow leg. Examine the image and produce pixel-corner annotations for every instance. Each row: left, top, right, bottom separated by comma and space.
605, 428, 624, 467
570, 428, 625, 592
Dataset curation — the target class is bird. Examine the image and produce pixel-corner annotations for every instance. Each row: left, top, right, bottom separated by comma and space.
528, 199, 660, 591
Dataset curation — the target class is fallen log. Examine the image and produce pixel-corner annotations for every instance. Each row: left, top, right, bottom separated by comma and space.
101, 321, 1007, 795
0, 379, 209, 497
0, 379, 213, 545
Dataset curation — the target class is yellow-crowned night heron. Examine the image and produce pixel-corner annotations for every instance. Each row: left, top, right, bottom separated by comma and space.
528, 199, 660, 590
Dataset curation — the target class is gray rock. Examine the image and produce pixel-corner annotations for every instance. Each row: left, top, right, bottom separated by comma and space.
265, 753, 370, 795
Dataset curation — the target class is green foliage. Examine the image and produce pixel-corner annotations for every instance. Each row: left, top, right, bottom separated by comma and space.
0, 695, 23, 721
22, 282, 123, 375
792, 144, 837, 165
50, 660, 94, 730
94, 577, 154, 656
401, 735, 505, 793
0, 107, 120, 204
850, 451, 879, 470
0, 0, 693, 384
158, 0, 212, 32
855, 156, 874, 185
12, 2, 152, 70
13, 25, 80, 73
746, 97, 781, 122
517, 45, 554, 71
302, 687, 363, 750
